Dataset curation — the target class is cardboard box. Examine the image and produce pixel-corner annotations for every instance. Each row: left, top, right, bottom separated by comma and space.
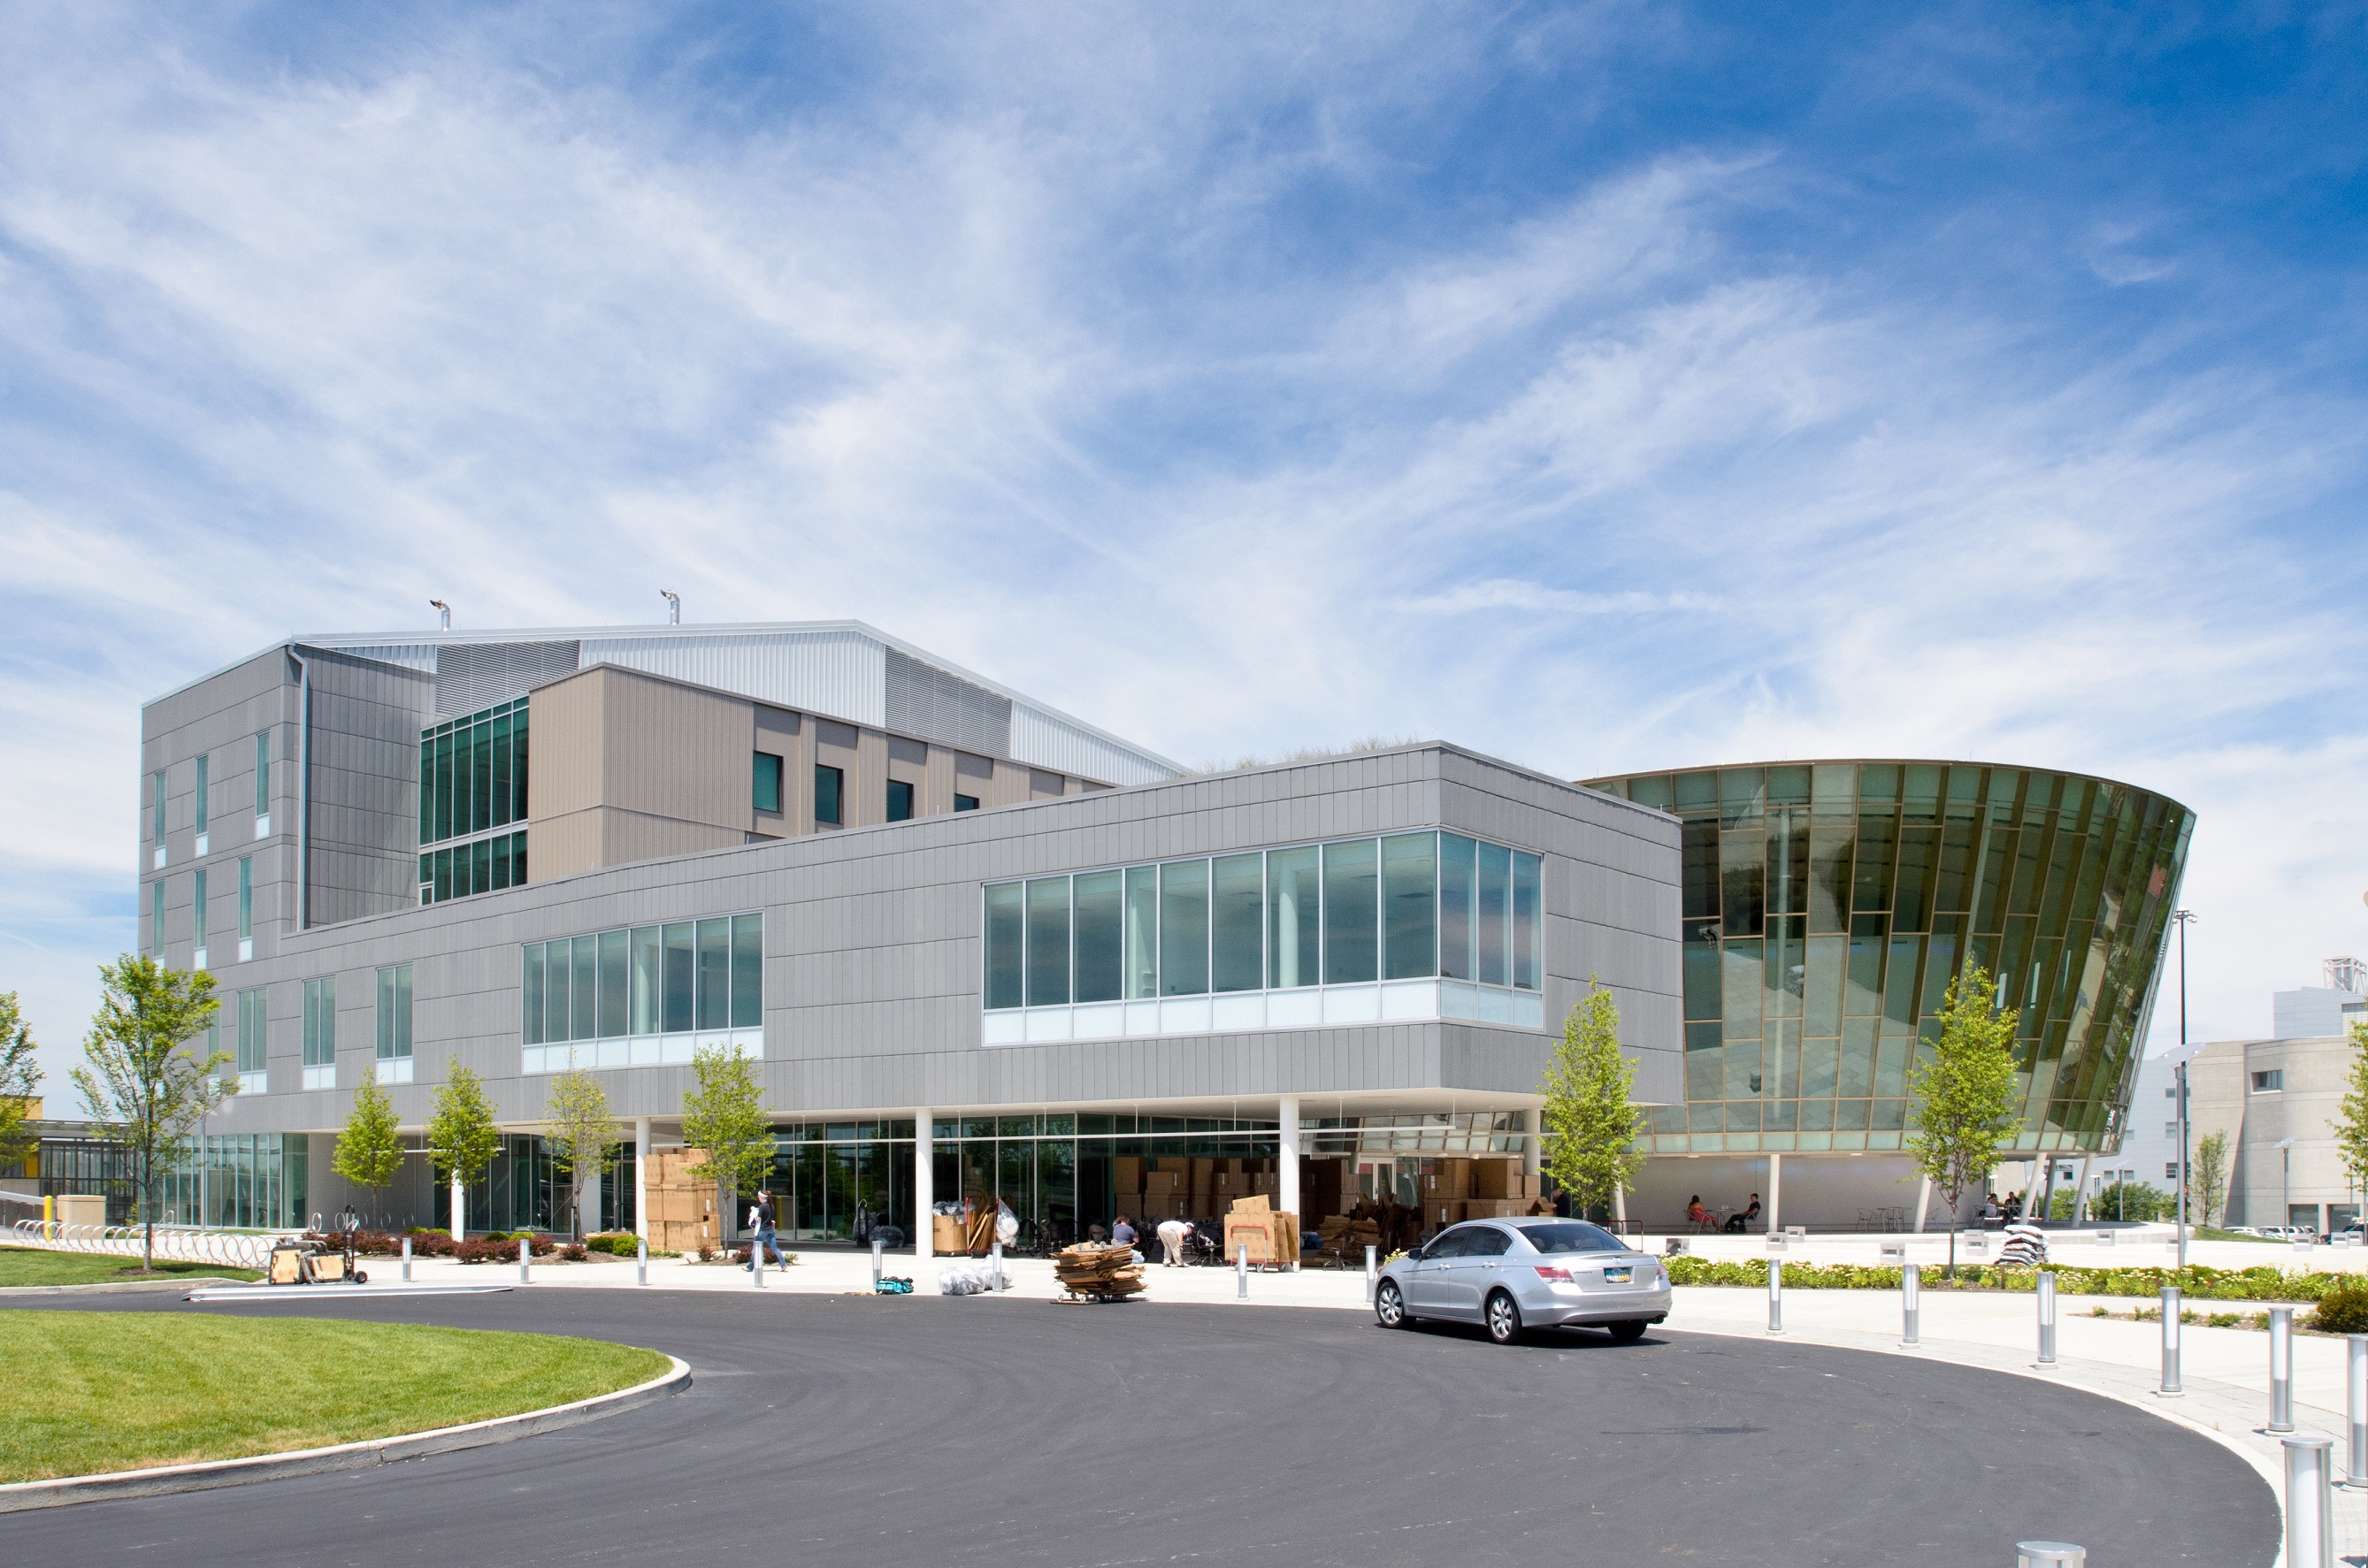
1144, 1169, 1183, 1196
932, 1213, 967, 1252
1229, 1193, 1270, 1214
1115, 1157, 1144, 1187
1464, 1198, 1534, 1220
1223, 1209, 1300, 1266
1471, 1160, 1523, 1199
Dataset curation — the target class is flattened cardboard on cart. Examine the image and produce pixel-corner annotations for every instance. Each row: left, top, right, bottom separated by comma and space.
1222, 1208, 1299, 1266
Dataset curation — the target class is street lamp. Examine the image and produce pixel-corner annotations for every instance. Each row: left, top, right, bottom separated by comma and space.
2276, 1136, 2297, 1237
2171, 908, 2198, 1272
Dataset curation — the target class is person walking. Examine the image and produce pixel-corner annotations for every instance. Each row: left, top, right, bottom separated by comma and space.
744, 1189, 789, 1270
1155, 1216, 1194, 1266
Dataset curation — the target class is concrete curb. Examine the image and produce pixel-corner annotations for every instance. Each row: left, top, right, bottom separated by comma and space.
0, 1353, 691, 1512
0, 1277, 251, 1297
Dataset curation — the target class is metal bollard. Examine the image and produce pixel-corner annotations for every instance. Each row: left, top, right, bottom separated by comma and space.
2270, 1304, 2296, 1434
991, 1240, 1005, 1291
872, 1235, 885, 1290
2285, 1435, 2334, 1568
2159, 1285, 2182, 1396
2035, 1272, 2057, 1366
637, 1237, 648, 1287
755, 1242, 765, 1289
2015, 1544, 2085, 1568
1238, 1243, 1249, 1300
1766, 1258, 1782, 1335
1365, 1245, 1378, 1305
2349, 1335, 2367, 1485
401, 1235, 411, 1282
1901, 1261, 1920, 1346
518, 1236, 530, 1284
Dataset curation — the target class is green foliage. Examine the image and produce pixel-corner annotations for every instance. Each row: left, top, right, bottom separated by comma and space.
71, 956, 230, 1267
2311, 1285, 2368, 1335
0, 991, 41, 1174
2092, 1181, 2171, 1222
331, 1075, 407, 1196
2193, 1128, 2230, 1228
1662, 1255, 2364, 1303
1905, 966, 2018, 1272
1537, 980, 1643, 1217
540, 1068, 624, 1238
426, 1064, 502, 1237
680, 1044, 775, 1199
2336, 1021, 2368, 1205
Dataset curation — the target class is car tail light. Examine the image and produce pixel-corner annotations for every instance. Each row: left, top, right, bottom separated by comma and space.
1534, 1266, 1575, 1283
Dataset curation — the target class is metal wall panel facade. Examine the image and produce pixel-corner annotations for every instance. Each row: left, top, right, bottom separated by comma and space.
580, 629, 886, 727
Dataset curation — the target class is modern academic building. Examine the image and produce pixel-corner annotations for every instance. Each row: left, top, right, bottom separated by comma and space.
140, 622, 1681, 1249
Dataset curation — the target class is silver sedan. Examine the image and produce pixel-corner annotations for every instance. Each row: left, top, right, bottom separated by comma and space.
1373, 1217, 1671, 1344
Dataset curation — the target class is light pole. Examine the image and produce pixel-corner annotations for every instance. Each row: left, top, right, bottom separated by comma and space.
2277, 1137, 2297, 1236
2173, 908, 2197, 1272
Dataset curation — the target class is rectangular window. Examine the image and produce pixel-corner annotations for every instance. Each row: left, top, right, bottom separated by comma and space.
1211, 853, 1265, 993
753, 753, 784, 814
375, 965, 413, 1060
194, 754, 209, 838
492, 711, 513, 830
2165, 1121, 2179, 1138
1266, 845, 1321, 989
730, 914, 763, 1029
1025, 877, 1071, 1006
1322, 838, 1378, 984
1383, 832, 1437, 980
630, 927, 661, 1034
984, 883, 1025, 1010
192, 868, 208, 954
237, 989, 267, 1077
152, 880, 165, 953
1123, 865, 1158, 999
1511, 850, 1543, 991
1159, 859, 1210, 996
662, 922, 694, 1033
2166, 1163, 2180, 1182
598, 929, 628, 1039
523, 944, 545, 1045
1474, 839, 1510, 987
302, 976, 335, 1072
1439, 833, 1476, 981
695, 917, 732, 1029
2252, 1069, 2284, 1093
238, 857, 253, 942
1072, 869, 1123, 1003
815, 765, 844, 825
886, 778, 915, 822
954, 793, 981, 812
571, 934, 598, 1043
153, 769, 167, 846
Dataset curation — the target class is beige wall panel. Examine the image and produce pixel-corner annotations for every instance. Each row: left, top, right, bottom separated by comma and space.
854, 727, 889, 827
528, 809, 605, 883
527, 668, 609, 822
600, 669, 754, 827
596, 807, 743, 867
989, 758, 1031, 808
923, 744, 957, 816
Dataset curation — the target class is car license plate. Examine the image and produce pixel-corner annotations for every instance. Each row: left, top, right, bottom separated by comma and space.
1604, 1266, 1633, 1284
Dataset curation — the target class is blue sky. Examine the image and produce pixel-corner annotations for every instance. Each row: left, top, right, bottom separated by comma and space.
3, 3, 2364, 1090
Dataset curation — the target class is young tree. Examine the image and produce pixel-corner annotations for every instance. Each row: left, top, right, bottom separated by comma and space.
1905, 965, 2019, 1277
2193, 1128, 2232, 1229
0, 991, 42, 1176
1537, 980, 1644, 1224
542, 1067, 624, 1240
69, 956, 230, 1270
680, 1044, 774, 1234
331, 1075, 407, 1228
2332, 1021, 2368, 1224
426, 1064, 502, 1240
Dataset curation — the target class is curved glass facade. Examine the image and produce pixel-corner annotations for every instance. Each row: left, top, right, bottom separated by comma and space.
1585, 761, 2193, 1158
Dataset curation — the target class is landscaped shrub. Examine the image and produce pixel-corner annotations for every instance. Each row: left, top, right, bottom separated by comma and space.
558, 1243, 586, 1262
2312, 1286, 2368, 1335
1661, 1256, 2358, 1304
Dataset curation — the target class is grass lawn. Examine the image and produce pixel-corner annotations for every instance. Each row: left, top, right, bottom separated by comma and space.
0, 1247, 261, 1287
0, 1313, 670, 1482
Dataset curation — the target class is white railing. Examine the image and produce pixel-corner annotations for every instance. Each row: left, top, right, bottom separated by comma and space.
10, 1219, 279, 1272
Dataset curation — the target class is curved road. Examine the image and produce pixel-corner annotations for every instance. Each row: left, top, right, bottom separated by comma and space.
23, 1289, 2272, 1566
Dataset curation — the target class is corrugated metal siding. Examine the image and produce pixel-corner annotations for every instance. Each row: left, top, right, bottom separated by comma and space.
433, 640, 580, 718
885, 647, 1010, 757
1009, 702, 1173, 786
579, 630, 885, 726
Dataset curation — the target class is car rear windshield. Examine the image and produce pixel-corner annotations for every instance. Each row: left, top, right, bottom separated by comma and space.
1521, 1223, 1625, 1255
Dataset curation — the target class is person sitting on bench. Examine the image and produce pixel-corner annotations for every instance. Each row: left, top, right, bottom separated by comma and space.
1724, 1193, 1762, 1233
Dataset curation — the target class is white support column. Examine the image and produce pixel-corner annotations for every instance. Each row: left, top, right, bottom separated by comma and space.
450, 1176, 466, 1241
1766, 1153, 1782, 1235
633, 1117, 651, 1242
1915, 1173, 1933, 1234
2073, 1155, 2093, 1225
1278, 1098, 1301, 1270
914, 1110, 934, 1261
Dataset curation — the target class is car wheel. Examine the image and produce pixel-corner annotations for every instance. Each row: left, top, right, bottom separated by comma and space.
1605, 1319, 1647, 1343
1485, 1289, 1523, 1344
1376, 1280, 1412, 1328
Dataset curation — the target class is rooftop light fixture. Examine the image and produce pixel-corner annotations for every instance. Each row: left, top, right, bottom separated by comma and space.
429, 600, 451, 631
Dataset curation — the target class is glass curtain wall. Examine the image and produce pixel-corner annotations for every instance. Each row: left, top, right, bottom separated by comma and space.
1587, 761, 2194, 1156
417, 698, 530, 906
159, 1134, 310, 1229
522, 914, 763, 1052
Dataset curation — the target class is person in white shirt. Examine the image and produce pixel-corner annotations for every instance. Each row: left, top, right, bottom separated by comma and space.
1156, 1217, 1194, 1267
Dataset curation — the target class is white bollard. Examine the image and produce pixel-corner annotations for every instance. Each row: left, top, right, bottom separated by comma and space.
518, 1236, 530, 1284
2159, 1286, 2182, 1396
1365, 1244, 1378, 1305
637, 1237, 648, 1287
2349, 1335, 2367, 1485
2035, 1272, 2057, 1366
1238, 1243, 1249, 1300
1766, 1258, 1783, 1335
401, 1235, 411, 1283
2270, 1305, 2296, 1434
872, 1235, 885, 1290
1900, 1261, 1920, 1346
754, 1240, 765, 1289
2016, 1544, 2085, 1567
2285, 1436, 2334, 1568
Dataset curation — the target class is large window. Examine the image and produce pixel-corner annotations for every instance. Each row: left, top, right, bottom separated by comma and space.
192, 869, 208, 967
255, 731, 272, 822
194, 754, 210, 842
753, 752, 784, 814
983, 832, 1546, 1032
375, 965, 414, 1083
887, 779, 915, 822
237, 857, 253, 957
235, 988, 266, 1094
418, 699, 528, 847
815, 765, 844, 825
521, 912, 763, 1073
302, 976, 335, 1090
418, 830, 526, 906
152, 769, 166, 865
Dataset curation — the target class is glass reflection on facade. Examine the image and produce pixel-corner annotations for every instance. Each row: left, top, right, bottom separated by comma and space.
1585, 761, 2193, 1157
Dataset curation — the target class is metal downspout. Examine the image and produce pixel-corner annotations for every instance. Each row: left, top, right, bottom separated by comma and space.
289, 646, 311, 930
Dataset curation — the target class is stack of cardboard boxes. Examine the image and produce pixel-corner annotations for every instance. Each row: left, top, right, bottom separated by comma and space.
1115, 1157, 1280, 1224
643, 1148, 721, 1255
1222, 1194, 1299, 1266
1418, 1157, 1540, 1230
